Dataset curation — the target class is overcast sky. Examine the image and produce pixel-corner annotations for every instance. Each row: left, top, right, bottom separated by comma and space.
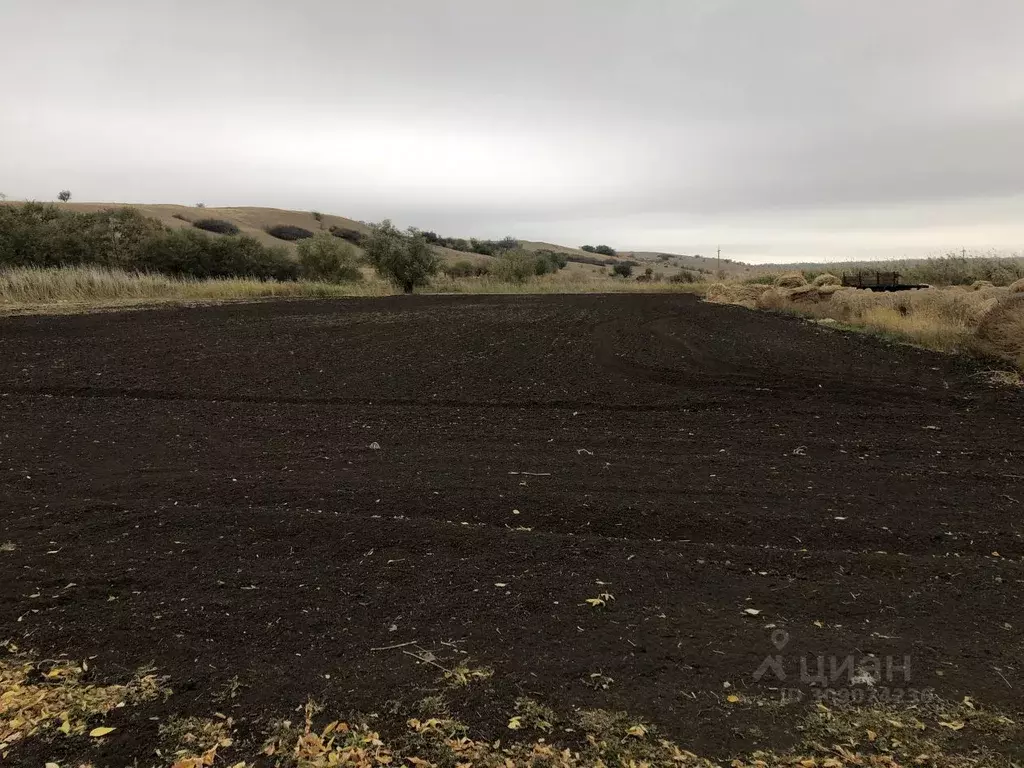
2, 1, 1023, 262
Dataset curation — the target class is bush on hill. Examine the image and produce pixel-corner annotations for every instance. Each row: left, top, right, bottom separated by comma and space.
266, 224, 314, 241
192, 218, 240, 236
296, 233, 362, 282
0, 203, 298, 281
329, 226, 366, 245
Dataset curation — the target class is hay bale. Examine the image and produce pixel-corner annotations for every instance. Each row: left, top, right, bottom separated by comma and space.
704, 283, 729, 302
1009, 277, 1024, 294
816, 283, 843, 296
970, 280, 995, 290
774, 271, 808, 289
735, 284, 772, 303
975, 293, 1024, 367
705, 283, 771, 307
788, 284, 823, 304
756, 287, 790, 310
811, 273, 841, 287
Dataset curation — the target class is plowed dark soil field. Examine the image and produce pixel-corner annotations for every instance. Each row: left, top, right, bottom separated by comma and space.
1, 294, 1022, 766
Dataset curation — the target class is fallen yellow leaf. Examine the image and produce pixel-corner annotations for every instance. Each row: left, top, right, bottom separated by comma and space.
89, 726, 115, 738
727, 695, 740, 703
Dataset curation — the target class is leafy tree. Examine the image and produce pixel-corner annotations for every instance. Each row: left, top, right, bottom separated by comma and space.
363, 219, 439, 293
311, 211, 324, 229
581, 245, 597, 253
594, 244, 616, 257
57, 190, 71, 202
296, 232, 362, 282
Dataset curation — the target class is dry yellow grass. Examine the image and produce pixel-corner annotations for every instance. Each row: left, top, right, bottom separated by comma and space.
975, 293, 1024, 369
705, 282, 771, 308
1009, 277, 1024, 293
0, 264, 706, 315
430, 270, 705, 296
712, 281, 1024, 371
0, 265, 393, 314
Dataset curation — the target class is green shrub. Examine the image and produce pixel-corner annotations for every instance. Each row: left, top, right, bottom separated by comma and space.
0, 203, 165, 269
535, 250, 568, 272
296, 233, 362, 282
193, 218, 240, 236
492, 250, 540, 283
142, 229, 298, 280
363, 219, 439, 293
0, 203, 297, 281
611, 263, 633, 278
266, 224, 314, 241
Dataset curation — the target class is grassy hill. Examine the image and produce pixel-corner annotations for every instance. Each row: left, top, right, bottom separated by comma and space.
621, 250, 759, 279
13, 203, 623, 275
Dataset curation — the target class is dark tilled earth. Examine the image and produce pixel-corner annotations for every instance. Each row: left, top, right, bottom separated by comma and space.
1, 293, 1022, 765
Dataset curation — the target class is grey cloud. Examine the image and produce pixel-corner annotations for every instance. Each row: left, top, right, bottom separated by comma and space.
2, 0, 1023, 260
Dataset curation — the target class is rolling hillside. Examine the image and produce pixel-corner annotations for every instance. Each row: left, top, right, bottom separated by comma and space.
20, 203, 622, 273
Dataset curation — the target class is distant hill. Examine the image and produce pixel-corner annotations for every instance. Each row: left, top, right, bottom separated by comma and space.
13, 203, 612, 272
619, 251, 759, 278
5, 201, 804, 278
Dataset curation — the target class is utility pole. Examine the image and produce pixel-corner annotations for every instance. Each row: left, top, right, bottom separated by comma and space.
717, 246, 721, 272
